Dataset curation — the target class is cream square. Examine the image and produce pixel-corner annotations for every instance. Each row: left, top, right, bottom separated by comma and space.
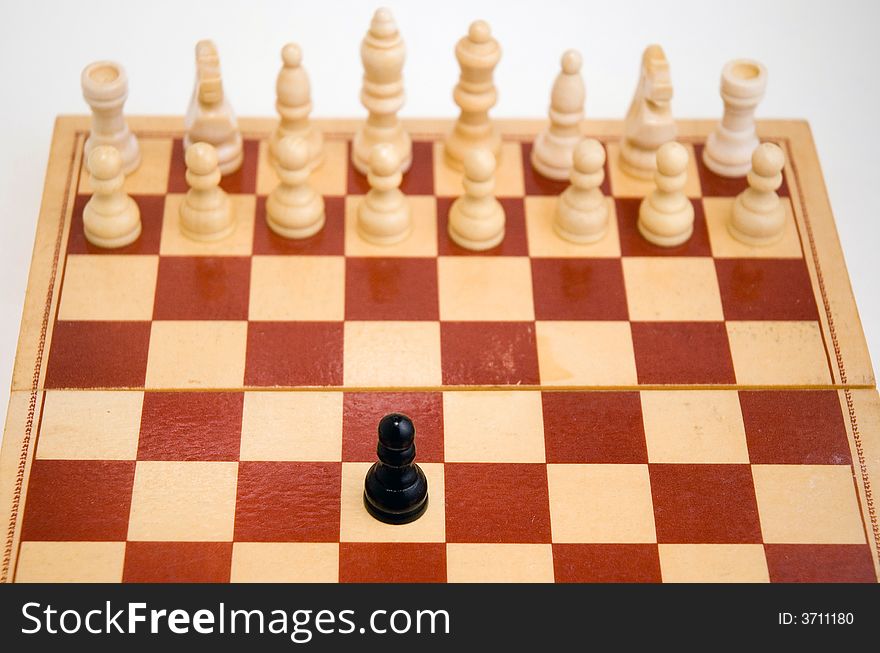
160, 194, 256, 256
340, 462, 445, 542
231, 542, 339, 582
536, 321, 638, 386
641, 390, 749, 463
433, 140, 524, 197
438, 256, 534, 321
257, 138, 347, 196
249, 255, 345, 321
145, 321, 248, 389
623, 257, 724, 321
726, 321, 832, 385
36, 390, 143, 460
752, 464, 866, 544
16, 542, 125, 583
547, 464, 656, 543
443, 391, 545, 462
343, 321, 441, 387
525, 196, 621, 258
79, 138, 173, 195
128, 460, 238, 541
606, 141, 702, 198
58, 255, 158, 321
658, 544, 770, 583
703, 197, 803, 258
446, 543, 554, 582
240, 391, 343, 461
344, 195, 437, 257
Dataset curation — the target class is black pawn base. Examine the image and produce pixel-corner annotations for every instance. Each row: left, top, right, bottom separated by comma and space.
363, 413, 429, 525
363, 466, 429, 525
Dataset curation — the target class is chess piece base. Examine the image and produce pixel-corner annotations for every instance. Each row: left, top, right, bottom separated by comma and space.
530, 131, 580, 181
83, 196, 142, 249
363, 462, 429, 525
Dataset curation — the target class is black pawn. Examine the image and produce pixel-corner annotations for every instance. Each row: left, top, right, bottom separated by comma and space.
363, 413, 428, 524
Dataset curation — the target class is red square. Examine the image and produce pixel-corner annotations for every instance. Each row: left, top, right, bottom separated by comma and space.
138, 392, 244, 461
339, 543, 446, 582
552, 544, 662, 582
21, 460, 135, 541
445, 463, 552, 543
765, 544, 877, 583
345, 257, 439, 321
616, 198, 712, 257
531, 258, 628, 320
347, 140, 434, 195
245, 322, 343, 387
739, 391, 851, 465
168, 138, 258, 194
45, 321, 151, 389
716, 258, 818, 321
153, 256, 251, 320
437, 197, 528, 256
521, 141, 611, 197
441, 322, 539, 386
694, 143, 790, 198
123, 542, 232, 583
542, 392, 647, 463
253, 196, 345, 255
234, 461, 341, 542
68, 194, 164, 255
649, 463, 762, 543
343, 392, 444, 462
631, 322, 735, 385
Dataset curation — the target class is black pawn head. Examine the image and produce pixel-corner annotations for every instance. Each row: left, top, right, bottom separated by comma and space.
378, 413, 415, 448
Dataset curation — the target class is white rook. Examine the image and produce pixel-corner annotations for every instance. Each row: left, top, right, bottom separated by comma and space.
81, 61, 141, 175
703, 59, 768, 177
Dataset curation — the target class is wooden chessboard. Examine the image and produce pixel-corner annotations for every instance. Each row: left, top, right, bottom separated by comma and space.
0, 116, 877, 583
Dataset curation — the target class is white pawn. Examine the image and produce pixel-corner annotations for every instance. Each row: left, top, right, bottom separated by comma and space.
638, 141, 694, 247
554, 139, 608, 243
179, 142, 234, 241
83, 146, 141, 248
448, 148, 505, 251
704, 59, 768, 177
81, 61, 141, 175
352, 8, 412, 174
184, 40, 243, 176
729, 143, 786, 246
357, 143, 411, 245
267, 136, 325, 239
620, 45, 676, 180
270, 43, 323, 171
531, 49, 586, 180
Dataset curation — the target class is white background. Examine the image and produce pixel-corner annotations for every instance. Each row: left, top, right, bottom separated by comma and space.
0, 0, 877, 433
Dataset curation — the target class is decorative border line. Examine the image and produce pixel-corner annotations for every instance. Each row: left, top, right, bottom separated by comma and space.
784, 138, 879, 563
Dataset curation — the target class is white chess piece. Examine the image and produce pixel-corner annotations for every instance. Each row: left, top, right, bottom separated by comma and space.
83, 145, 141, 248
444, 20, 502, 172
267, 136, 325, 239
357, 143, 411, 245
448, 148, 505, 251
637, 141, 694, 247
531, 49, 586, 180
270, 43, 323, 171
554, 138, 608, 243
352, 8, 412, 175
184, 40, 243, 176
729, 142, 786, 246
620, 45, 676, 180
179, 142, 234, 241
703, 59, 768, 177
81, 61, 141, 175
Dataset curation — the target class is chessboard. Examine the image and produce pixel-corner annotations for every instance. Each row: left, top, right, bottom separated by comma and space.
0, 116, 877, 583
